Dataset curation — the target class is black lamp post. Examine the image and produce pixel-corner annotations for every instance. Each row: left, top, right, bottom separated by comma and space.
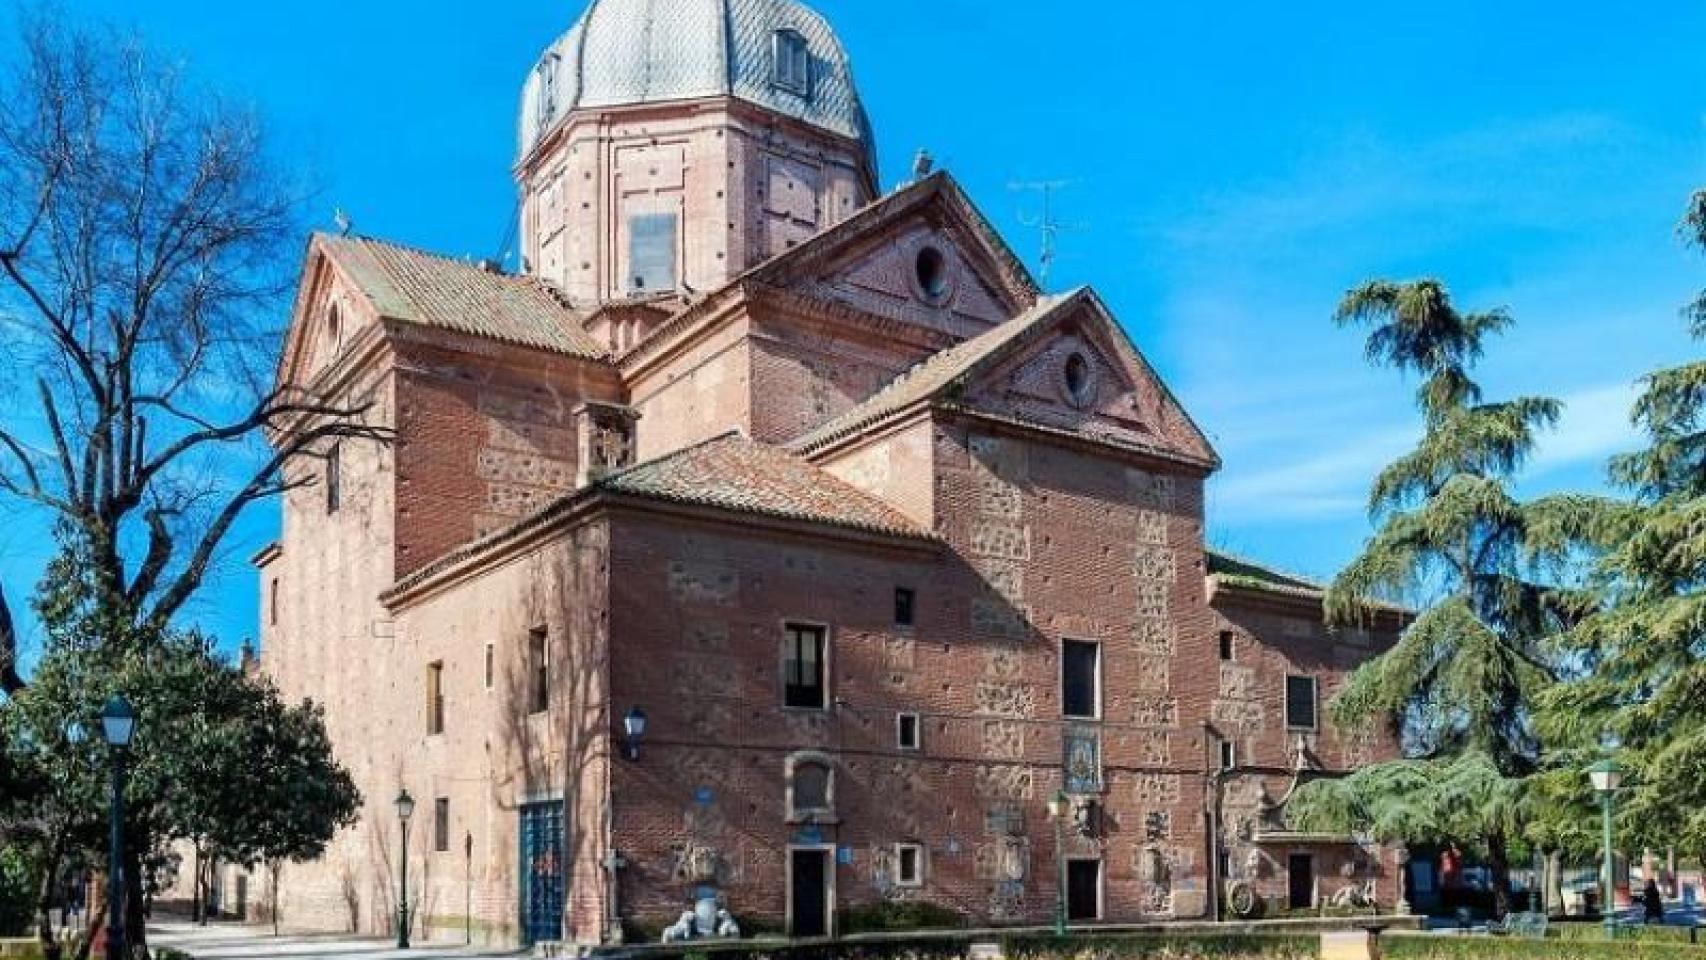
1587, 758, 1626, 939
622, 706, 647, 760
395, 790, 415, 949
100, 696, 136, 960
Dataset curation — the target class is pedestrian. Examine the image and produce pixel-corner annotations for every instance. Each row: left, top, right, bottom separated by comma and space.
1644, 879, 1665, 924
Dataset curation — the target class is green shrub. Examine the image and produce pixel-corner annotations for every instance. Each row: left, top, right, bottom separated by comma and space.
1384, 935, 1706, 959
838, 901, 968, 935
1002, 934, 1317, 959
0, 847, 36, 937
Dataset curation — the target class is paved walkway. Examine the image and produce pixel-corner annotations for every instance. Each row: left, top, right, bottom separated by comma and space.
149, 921, 522, 960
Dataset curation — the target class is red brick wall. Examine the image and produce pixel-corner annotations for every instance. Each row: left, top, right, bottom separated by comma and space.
391, 335, 620, 575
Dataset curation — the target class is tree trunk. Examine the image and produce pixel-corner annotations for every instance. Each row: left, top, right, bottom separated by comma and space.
190, 844, 202, 924
34, 836, 65, 960
1487, 831, 1515, 919
1545, 850, 1564, 916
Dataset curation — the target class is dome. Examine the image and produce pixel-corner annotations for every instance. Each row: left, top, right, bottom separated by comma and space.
518, 0, 874, 162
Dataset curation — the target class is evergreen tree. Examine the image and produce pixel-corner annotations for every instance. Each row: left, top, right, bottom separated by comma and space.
1538, 189, 1706, 859
1290, 279, 1578, 916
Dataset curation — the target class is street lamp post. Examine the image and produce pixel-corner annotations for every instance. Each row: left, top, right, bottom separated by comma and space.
1587, 758, 1626, 940
100, 697, 136, 960
395, 790, 415, 949
1046, 790, 1069, 937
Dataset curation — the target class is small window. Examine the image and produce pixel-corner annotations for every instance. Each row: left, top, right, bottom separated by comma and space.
895, 843, 924, 887
1219, 738, 1237, 771
433, 797, 450, 853
1286, 675, 1318, 730
772, 29, 811, 96
1061, 639, 1100, 719
484, 643, 494, 691
914, 246, 949, 302
894, 587, 916, 628
1218, 630, 1234, 661
896, 712, 921, 751
783, 624, 827, 709
628, 212, 678, 292
788, 755, 834, 820
1064, 353, 1092, 405
269, 578, 279, 627
528, 628, 549, 714
425, 662, 444, 735
325, 444, 341, 514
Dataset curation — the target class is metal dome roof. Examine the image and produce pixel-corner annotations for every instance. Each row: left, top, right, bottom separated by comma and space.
518, 0, 875, 162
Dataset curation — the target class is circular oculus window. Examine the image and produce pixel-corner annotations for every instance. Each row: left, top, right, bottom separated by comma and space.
1063, 352, 1095, 407
912, 245, 952, 304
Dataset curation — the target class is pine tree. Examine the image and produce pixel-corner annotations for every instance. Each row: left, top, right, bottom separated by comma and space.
1290, 279, 1577, 917
1538, 189, 1706, 858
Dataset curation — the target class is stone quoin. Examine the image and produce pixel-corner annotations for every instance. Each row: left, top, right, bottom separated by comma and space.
229, 0, 1409, 946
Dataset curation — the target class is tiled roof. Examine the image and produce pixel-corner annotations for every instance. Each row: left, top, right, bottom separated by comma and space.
791, 289, 1086, 453
316, 233, 607, 360
1207, 549, 1410, 615
601, 432, 930, 540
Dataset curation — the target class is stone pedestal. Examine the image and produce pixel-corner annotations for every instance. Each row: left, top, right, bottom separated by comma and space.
1321, 930, 1381, 960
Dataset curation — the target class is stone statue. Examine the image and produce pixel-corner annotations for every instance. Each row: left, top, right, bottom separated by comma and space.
715, 908, 740, 938
662, 911, 697, 943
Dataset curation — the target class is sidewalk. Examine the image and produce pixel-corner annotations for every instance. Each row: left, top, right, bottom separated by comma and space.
148, 920, 522, 960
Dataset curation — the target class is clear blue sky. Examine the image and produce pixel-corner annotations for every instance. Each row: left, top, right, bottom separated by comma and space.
1, 0, 1702, 655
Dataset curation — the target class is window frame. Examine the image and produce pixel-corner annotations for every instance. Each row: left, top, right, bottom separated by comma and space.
433, 797, 450, 853
894, 842, 925, 887
425, 661, 445, 736
626, 211, 680, 293
1285, 674, 1319, 731
785, 750, 837, 823
893, 587, 916, 629
771, 28, 811, 96
1219, 737, 1237, 772
782, 622, 829, 711
1060, 638, 1102, 720
528, 627, 550, 715
325, 443, 341, 514
896, 712, 921, 752
1218, 630, 1234, 661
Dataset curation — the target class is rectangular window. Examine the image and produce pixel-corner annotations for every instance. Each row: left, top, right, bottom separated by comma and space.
895, 843, 924, 887
484, 643, 495, 691
1218, 630, 1234, 661
528, 628, 549, 714
325, 444, 341, 514
896, 712, 921, 751
627, 212, 678, 292
894, 587, 915, 628
783, 623, 827, 709
269, 578, 279, 626
425, 662, 444, 735
434, 797, 450, 853
1219, 738, 1237, 771
773, 29, 811, 95
1286, 675, 1318, 730
1061, 639, 1100, 719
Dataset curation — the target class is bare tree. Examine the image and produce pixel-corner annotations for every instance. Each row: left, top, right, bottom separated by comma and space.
0, 12, 386, 638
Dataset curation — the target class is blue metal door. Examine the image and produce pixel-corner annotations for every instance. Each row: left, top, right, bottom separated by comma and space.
519, 801, 565, 945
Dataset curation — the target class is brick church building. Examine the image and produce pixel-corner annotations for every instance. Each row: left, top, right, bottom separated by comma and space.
255, 0, 1406, 946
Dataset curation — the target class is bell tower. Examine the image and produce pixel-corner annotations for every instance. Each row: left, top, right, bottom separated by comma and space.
514, 0, 880, 305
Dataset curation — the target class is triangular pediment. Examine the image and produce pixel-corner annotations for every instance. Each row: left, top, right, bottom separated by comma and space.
794, 287, 1217, 470
959, 293, 1218, 467
275, 236, 375, 391
747, 172, 1041, 338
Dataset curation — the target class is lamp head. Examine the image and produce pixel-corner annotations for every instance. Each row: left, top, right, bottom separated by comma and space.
623, 706, 648, 740
1586, 757, 1625, 795
100, 696, 136, 748
1047, 790, 1069, 820
395, 788, 416, 823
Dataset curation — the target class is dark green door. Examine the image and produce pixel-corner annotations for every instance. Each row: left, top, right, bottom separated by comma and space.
519, 802, 564, 945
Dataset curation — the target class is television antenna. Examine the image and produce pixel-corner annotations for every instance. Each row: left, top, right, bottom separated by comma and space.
1009, 179, 1086, 289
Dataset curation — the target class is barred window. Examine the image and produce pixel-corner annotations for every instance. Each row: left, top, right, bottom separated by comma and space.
1286, 675, 1318, 730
